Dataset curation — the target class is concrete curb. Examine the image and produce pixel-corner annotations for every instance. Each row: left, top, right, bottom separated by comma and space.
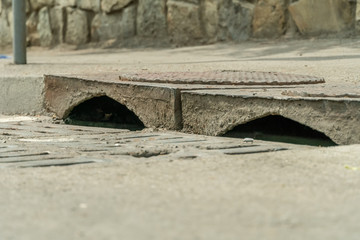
0, 76, 45, 115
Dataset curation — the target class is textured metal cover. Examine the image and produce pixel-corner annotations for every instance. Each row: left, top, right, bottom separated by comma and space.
119, 70, 325, 85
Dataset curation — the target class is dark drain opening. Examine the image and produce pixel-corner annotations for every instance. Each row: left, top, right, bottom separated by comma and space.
223, 115, 336, 147
64, 96, 145, 131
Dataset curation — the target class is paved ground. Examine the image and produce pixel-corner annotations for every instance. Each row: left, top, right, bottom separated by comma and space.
1, 115, 360, 240
1, 39, 360, 239
1, 38, 360, 85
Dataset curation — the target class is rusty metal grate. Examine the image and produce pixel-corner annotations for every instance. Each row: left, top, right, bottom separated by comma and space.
119, 70, 325, 85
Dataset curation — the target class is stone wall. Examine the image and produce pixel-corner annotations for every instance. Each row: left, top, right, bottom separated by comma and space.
0, 0, 358, 48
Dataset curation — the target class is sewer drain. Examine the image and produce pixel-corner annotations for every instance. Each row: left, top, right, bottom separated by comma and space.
119, 70, 325, 85
223, 115, 337, 147
65, 96, 145, 130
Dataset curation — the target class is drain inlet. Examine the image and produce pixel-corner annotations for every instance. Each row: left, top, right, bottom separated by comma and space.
223, 115, 337, 147
64, 96, 145, 131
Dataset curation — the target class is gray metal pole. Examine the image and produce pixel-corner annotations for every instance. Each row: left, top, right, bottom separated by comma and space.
13, 0, 27, 64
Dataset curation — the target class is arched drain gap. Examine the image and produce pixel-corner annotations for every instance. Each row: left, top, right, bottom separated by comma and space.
223, 115, 336, 147
64, 96, 145, 131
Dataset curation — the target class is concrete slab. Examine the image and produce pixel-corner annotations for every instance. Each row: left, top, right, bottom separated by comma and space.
44, 71, 359, 146
43, 72, 296, 130
44, 74, 183, 130
0, 76, 44, 115
181, 85, 360, 145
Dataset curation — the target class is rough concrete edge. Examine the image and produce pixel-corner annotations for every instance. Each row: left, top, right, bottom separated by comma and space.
173, 88, 183, 130
44, 75, 105, 119
43, 74, 183, 130
180, 91, 360, 145
0, 76, 46, 116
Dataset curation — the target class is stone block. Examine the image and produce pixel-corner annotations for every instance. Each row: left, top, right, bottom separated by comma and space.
252, 0, 287, 38
26, 11, 38, 34
91, 4, 136, 42
65, 7, 88, 45
7, 8, 13, 37
37, 7, 53, 47
0, 0, 30, 13
202, 0, 218, 39
30, 0, 54, 11
218, 0, 254, 41
77, 0, 99, 12
167, 0, 203, 45
2, 0, 12, 8
137, 0, 167, 38
173, 0, 199, 4
26, 11, 40, 46
55, 0, 76, 7
101, 0, 133, 13
289, 0, 354, 35
26, 0, 30, 13
49, 6, 65, 44
0, 10, 12, 47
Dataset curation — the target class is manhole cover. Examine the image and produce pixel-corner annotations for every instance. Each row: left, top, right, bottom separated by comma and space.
119, 70, 325, 85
